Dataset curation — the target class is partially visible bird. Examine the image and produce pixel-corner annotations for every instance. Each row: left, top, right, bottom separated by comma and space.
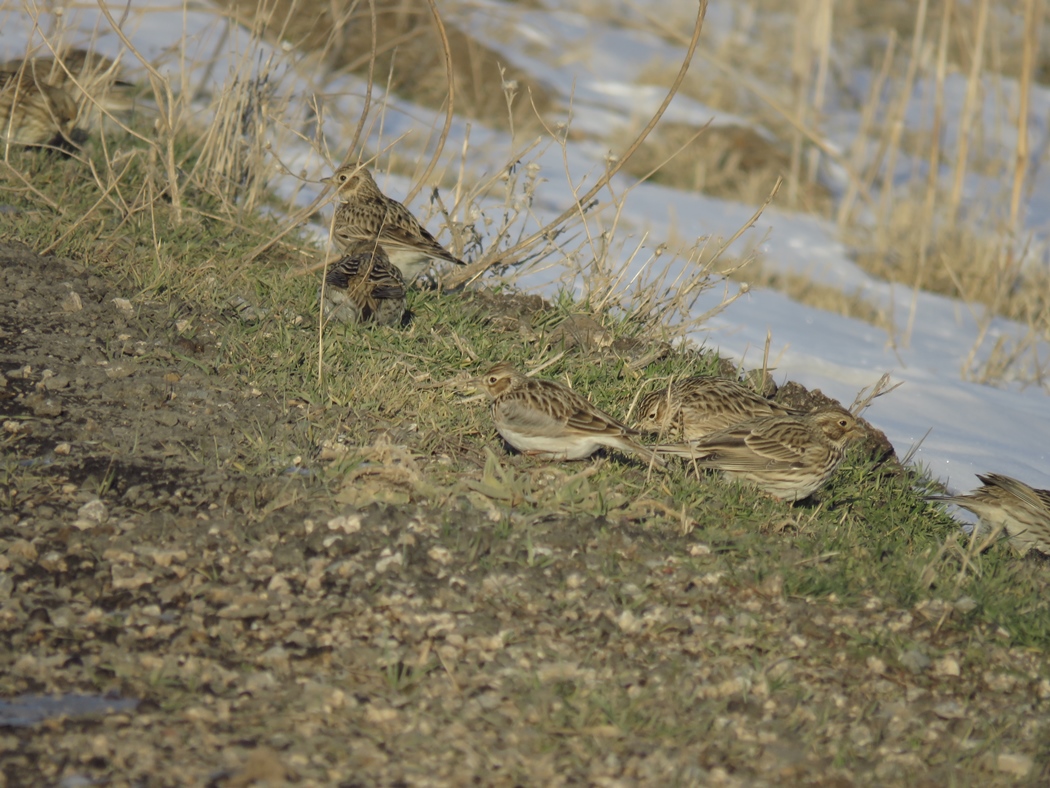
478, 361, 662, 464
320, 240, 406, 327
0, 70, 78, 148
324, 163, 465, 283
0, 48, 132, 128
927, 473, 1050, 556
655, 405, 865, 501
636, 376, 804, 441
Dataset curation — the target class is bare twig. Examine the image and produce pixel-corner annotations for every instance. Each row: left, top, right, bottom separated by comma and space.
439, 0, 709, 290
402, 0, 454, 206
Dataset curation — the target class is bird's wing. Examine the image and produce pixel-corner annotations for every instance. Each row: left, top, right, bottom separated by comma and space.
982, 474, 1050, 516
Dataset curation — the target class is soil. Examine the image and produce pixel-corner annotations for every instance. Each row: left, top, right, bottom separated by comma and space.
2, 242, 1048, 786
0, 241, 692, 784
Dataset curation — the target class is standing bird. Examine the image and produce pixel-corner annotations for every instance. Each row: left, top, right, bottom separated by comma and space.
0, 49, 132, 129
655, 405, 865, 501
320, 240, 407, 327
323, 163, 465, 283
636, 376, 804, 441
478, 361, 661, 464
0, 70, 78, 148
927, 473, 1050, 556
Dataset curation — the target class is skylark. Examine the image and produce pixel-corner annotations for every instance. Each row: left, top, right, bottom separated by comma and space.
478, 361, 661, 464
655, 405, 865, 501
928, 473, 1050, 556
323, 163, 464, 283
636, 376, 804, 440
0, 49, 132, 128
0, 70, 78, 148
320, 240, 407, 327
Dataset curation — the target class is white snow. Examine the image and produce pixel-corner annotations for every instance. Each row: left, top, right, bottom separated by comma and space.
2, 0, 1047, 496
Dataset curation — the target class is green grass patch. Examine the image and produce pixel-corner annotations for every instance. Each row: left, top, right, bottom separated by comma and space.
3, 123, 1050, 662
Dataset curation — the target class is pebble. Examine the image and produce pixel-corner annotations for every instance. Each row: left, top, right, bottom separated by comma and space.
112, 298, 135, 317
74, 499, 109, 530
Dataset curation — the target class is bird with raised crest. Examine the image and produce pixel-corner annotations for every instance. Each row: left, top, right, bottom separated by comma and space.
324, 163, 465, 283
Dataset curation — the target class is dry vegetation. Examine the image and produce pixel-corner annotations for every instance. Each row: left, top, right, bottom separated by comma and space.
216, 0, 556, 135
585, 0, 1050, 386
2, 0, 1050, 784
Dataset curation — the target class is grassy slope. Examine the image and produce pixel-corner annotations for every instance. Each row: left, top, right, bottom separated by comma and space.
2, 124, 1050, 783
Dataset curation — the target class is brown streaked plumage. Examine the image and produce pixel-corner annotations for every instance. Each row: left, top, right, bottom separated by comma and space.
655, 405, 865, 501
0, 70, 77, 148
927, 473, 1050, 556
479, 362, 661, 464
636, 376, 804, 441
324, 164, 464, 283
0, 48, 132, 129
320, 240, 406, 327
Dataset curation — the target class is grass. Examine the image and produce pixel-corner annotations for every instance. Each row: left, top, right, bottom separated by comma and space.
4, 125, 1048, 653
2, 6, 1050, 782
5, 114, 1050, 589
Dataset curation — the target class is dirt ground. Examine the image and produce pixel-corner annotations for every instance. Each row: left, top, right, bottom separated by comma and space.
2, 241, 1050, 786
0, 242, 704, 784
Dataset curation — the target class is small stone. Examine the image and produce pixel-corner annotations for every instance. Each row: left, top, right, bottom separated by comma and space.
54, 443, 71, 456
76, 499, 108, 528
327, 515, 361, 534
932, 700, 967, 719
933, 656, 961, 677
111, 565, 153, 589
898, 649, 931, 674
104, 364, 134, 380
153, 411, 179, 427
27, 393, 63, 418
8, 539, 38, 561
112, 298, 135, 317
40, 375, 70, 391
60, 291, 83, 313
953, 596, 977, 614
996, 753, 1032, 777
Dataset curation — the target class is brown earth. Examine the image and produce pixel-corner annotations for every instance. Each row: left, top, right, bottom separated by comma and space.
2, 242, 1049, 785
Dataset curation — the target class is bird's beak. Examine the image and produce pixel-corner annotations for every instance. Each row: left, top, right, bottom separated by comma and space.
320, 175, 332, 184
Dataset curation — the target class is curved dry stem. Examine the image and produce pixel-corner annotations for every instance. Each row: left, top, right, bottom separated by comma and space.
340, 0, 377, 174
440, 0, 708, 290
402, 0, 455, 206
630, 1, 873, 217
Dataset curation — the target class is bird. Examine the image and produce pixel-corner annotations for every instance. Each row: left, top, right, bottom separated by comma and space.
320, 240, 407, 327
0, 49, 132, 128
478, 361, 662, 464
323, 163, 465, 283
654, 405, 865, 501
927, 473, 1050, 556
0, 70, 78, 148
636, 376, 805, 441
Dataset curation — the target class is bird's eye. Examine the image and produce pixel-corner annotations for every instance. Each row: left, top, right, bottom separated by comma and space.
838, 418, 849, 428
487, 375, 499, 385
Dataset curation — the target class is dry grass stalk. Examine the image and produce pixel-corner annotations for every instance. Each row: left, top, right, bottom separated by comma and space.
947, 0, 988, 218
440, 0, 710, 288
1010, 0, 1040, 233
